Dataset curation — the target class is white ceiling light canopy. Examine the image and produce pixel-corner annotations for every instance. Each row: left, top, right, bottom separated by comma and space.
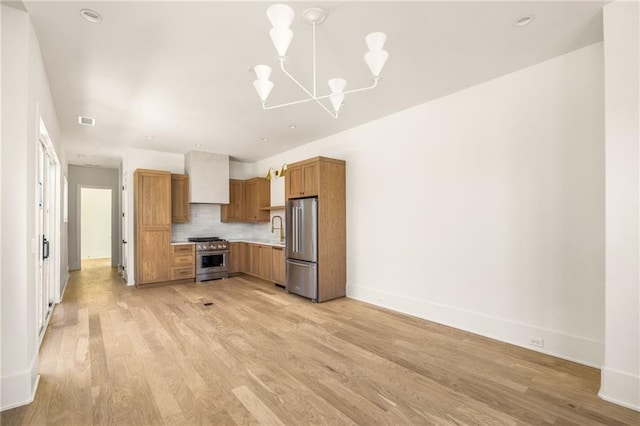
79, 8, 102, 23
252, 3, 389, 119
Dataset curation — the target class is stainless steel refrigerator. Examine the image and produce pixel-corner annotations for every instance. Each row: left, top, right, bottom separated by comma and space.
285, 197, 318, 301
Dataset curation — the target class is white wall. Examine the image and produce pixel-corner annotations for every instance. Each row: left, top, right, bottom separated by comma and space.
68, 166, 120, 270
80, 188, 112, 259
600, 0, 640, 411
254, 43, 606, 367
1, 4, 66, 410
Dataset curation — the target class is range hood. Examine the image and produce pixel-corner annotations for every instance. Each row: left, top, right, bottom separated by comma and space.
185, 151, 229, 204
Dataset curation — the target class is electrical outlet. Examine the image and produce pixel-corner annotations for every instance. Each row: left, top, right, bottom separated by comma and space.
529, 336, 544, 348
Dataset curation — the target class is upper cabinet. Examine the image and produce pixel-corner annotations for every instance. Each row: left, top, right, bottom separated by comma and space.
285, 159, 319, 199
244, 178, 270, 222
221, 177, 270, 223
221, 179, 245, 222
185, 151, 229, 203
171, 174, 189, 223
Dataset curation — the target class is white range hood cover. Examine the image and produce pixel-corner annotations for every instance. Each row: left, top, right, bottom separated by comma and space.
185, 151, 229, 204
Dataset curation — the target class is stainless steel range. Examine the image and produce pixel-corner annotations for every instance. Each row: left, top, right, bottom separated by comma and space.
189, 237, 229, 282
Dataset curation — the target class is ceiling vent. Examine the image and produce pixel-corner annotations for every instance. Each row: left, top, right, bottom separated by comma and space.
78, 116, 95, 126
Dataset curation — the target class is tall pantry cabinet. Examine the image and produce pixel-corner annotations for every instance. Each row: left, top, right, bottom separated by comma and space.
285, 156, 346, 302
134, 169, 172, 287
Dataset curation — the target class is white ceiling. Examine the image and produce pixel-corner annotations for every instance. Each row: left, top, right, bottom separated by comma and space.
23, 1, 605, 167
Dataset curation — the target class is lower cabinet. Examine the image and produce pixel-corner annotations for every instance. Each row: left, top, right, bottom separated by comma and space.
230, 242, 285, 284
170, 244, 195, 281
229, 242, 245, 274
271, 247, 285, 285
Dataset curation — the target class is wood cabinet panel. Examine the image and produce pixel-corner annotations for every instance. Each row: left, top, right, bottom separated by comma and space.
138, 229, 171, 284
170, 244, 194, 280
171, 267, 194, 281
222, 178, 269, 223
285, 160, 319, 199
172, 244, 194, 254
258, 245, 272, 281
229, 242, 245, 274
245, 178, 270, 222
286, 165, 303, 199
271, 247, 285, 285
221, 180, 245, 222
171, 174, 189, 223
172, 254, 194, 267
134, 169, 172, 287
137, 170, 171, 227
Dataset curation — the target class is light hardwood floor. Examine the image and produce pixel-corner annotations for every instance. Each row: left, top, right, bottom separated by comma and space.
2, 258, 639, 425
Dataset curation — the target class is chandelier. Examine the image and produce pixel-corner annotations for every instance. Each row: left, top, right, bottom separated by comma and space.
252, 3, 389, 119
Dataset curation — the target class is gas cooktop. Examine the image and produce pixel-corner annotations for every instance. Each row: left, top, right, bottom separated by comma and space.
188, 237, 225, 242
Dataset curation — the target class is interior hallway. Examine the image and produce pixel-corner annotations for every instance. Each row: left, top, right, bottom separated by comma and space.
1, 259, 639, 425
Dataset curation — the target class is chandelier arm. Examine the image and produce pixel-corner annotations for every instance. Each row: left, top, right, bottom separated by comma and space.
261, 79, 379, 118
279, 60, 338, 118
262, 96, 324, 110
313, 20, 317, 97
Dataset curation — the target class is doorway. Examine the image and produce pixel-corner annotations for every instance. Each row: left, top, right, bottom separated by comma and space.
80, 187, 112, 264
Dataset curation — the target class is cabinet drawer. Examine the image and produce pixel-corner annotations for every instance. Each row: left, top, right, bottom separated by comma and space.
171, 266, 194, 280
172, 244, 194, 254
172, 254, 194, 267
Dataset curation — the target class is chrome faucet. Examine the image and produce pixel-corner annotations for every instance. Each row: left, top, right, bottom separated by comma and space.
271, 215, 284, 242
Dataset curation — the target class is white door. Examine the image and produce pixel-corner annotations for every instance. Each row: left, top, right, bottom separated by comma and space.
121, 172, 128, 281
37, 142, 55, 335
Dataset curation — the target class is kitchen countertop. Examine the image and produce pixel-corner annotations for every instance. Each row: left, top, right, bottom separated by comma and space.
227, 238, 285, 248
170, 241, 195, 245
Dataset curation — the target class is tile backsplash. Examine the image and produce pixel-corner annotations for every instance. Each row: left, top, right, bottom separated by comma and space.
172, 203, 285, 243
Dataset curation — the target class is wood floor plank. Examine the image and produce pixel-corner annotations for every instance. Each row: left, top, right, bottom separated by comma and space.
232, 385, 285, 425
2, 258, 639, 425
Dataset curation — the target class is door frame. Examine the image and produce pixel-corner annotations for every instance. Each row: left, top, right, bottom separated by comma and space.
77, 184, 114, 266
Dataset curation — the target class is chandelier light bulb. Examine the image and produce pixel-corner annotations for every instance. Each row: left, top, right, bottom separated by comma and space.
328, 78, 347, 94
254, 64, 272, 81
270, 27, 294, 57
253, 79, 274, 102
364, 50, 389, 77
328, 78, 347, 112
329, 94, 345, 112
365, 32, 387, 52
267, 3, 295, 29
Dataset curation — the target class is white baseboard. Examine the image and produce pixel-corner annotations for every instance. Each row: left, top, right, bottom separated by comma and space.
1, 354, 40, 412
599, 368, 640, 411
60, 271, 69, 301
346, 284, 604, 368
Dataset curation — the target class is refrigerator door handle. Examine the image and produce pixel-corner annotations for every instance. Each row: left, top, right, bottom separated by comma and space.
298, 206, 303, 254
293, 206, 298, 253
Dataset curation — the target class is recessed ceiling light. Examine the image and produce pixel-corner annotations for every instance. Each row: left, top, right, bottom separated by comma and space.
145, 136, 153, 140
513, 14, 534, 27
195, 143, 202, 147
80, 9, 102, 23
261, 137, 269, 141
288, 124, 296, 129
78, 116, 95, 126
